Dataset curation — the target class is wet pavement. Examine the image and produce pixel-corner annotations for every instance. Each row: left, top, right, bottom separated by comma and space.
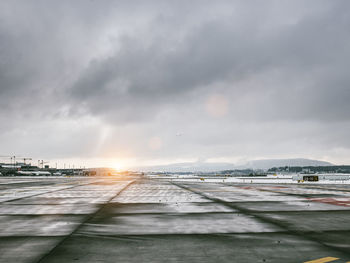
0, 176, 350, 263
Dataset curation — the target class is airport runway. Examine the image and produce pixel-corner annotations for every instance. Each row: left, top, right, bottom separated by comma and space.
0, 175, 350, 263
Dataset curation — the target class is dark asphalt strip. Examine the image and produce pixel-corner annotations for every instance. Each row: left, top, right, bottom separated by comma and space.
36, 179, 137, 263
172, 181, 350, 258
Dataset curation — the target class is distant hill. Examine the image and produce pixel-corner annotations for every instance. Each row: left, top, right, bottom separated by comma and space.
136, 162, 235, 173
135, 158, 333, 172
236, 158, 333, 170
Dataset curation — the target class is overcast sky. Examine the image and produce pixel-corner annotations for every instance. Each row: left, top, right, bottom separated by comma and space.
1, 0, 350, 168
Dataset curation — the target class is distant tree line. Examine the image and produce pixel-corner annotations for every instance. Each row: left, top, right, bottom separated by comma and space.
268, 165, 350, 174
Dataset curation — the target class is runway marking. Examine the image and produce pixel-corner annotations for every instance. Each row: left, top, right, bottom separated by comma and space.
304, 257, 339, 263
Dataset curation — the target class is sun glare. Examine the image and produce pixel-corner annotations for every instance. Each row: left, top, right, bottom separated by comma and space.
112, 162, 123, 171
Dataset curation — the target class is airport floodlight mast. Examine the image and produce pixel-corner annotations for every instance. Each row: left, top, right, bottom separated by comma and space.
14, 156, 33, 165
37, 160, 49, 169
22, 158, 32, 165
0, 155, 33, 167
0, 155, 17, 166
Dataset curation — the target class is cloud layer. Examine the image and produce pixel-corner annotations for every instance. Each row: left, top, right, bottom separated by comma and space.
1, 0, 350, 167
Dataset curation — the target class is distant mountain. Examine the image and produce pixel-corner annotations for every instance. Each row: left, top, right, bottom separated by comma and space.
236, 158, 333, 170
135, 158, 333, 172
135, 161, 234, 173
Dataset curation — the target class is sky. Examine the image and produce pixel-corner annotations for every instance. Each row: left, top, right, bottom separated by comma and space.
1, 0, 350, 169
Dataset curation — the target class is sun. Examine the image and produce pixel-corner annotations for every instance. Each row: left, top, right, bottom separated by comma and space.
112, 162, 123, 171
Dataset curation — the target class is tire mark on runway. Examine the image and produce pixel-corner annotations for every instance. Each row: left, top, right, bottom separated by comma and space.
172, 181, 350, 258
36, 179, 138, 263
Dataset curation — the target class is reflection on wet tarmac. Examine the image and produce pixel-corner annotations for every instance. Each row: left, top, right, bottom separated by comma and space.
0, 175, 350, 262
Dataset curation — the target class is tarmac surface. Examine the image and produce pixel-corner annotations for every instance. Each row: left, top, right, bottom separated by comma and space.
0, 175, 350, 263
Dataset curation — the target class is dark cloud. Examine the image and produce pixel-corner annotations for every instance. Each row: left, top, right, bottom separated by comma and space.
68, 0, 350, 123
